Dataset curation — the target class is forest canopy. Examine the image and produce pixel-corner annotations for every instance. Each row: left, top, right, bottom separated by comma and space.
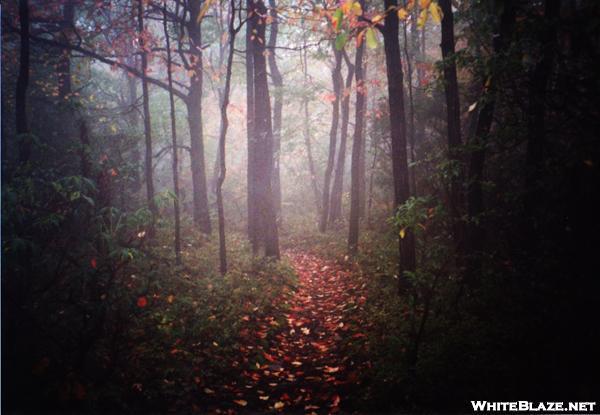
2, 0, 599, 413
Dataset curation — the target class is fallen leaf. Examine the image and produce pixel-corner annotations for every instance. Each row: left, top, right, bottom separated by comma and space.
274, 401, 285, 410
233, 400, 247, 407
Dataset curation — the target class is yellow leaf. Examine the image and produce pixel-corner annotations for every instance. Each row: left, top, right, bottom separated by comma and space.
419, 0, 431, 9
351, 1, 362, 16
196, 0, 215, 23
417, 8, 428, 28
429, 2, 443, 24
167, 295, 174, 304
366, 27, 378, 49
259, 395, 270, 400
274, 401, 285, 410
372, 14, 384, 24
397, 7, 409, 20
233, 400, 248, 407
399, 228, 406, 239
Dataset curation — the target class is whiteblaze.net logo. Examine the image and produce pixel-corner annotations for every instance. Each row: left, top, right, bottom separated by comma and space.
470, 401, 597, 413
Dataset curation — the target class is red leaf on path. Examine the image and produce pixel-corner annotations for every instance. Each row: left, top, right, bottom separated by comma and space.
137, 296, 148, 308
90, 258, 97, 269
331, 394, 341, 407
352, 332, 366, 338
263, 352, 276, 362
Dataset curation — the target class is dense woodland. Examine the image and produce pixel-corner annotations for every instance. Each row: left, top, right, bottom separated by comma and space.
2, 0, 600, 413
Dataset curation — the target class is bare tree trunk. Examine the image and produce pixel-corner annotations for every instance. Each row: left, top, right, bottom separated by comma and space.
465, 0, 516, 284
246, 0, 258, 251
267, 0, 283, 223
137, 0, 157, 221
16, 0, 30, 163
163, 5, 182, 264
57, 1, 74, 99
367, 136, 379, 228
250, 0, 280, 258
320, 47, 342, 232
383, 0, 415, 292
329, 52, 354, 223
187, 0, 211, 234
301, 40, 321, 215
215, 0, 238, 275
403, 17, 417, 196
348, 3, 366, 255
440, 0, 464, 252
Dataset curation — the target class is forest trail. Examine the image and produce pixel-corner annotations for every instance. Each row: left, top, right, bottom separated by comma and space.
201, 251, 370, 414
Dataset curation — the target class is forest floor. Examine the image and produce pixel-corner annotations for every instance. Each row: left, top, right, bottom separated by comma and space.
196, 250, 371, 414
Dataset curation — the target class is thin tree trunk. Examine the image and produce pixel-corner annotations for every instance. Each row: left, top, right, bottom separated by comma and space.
348, 1, 367, 255
57, 1, 74, 99
367, 136, 379, 228
465, 0, 516, 284
163, 5, 182, 264
329, 52, 354, 223
250, 0, 280, 258
383, 0, 416, 292
403, 17, 417, 196
267, 0, 283, 223
16, 0, 30, 163
440, 0, 464, 252
137, 0, 157, 221
320, 47, 343, 232
216, 0, 238, 275
358, 57, 368, 218
246, 0, 258, 251
187, 0, 211, 234
301, 41, 321, 215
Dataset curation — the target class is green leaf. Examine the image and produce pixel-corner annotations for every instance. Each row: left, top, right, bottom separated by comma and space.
333, 8, 343, 31
335, 32, 348, 50
366, 27, 378, 49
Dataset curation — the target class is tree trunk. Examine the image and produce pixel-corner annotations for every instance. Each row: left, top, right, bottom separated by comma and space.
249, 0, 280, 258
137, 0, 157, 220
16, 0, 30, 163
267, 0, 283, 223
383, 0, 416, 292
163, 5, 182, 264
246, 0, 258, 251
329, 52, 354, 223
320, 47, 342, 232
403, 17, 417, 196
215, 0, 238, 275
301, 42, 321, 215
187, 0, 212, 234
465, 0, 516, 283
57, 0, 74, 99
348, 5, 367, 255
440, 0, 464, 251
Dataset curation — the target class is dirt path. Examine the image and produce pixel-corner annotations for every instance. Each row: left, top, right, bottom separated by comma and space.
201, 250, 370, 414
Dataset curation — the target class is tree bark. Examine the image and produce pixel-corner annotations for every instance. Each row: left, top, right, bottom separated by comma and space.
16, 0, 30, 163
57, 0, 74, 99
267, 0, 283, 223
329, 52, 354, 223
246, 0, 258, 250
348, 6, 367, 255
320, 47, 343, 232
163, 5, 182, 264
249, 0, 280, 258
465, 0, 516, 282
440, 0, 464, 251
383, 0, 416, 292
216, 0, 238, 274
137, 0, 157, 220
187, 0, 212, 234
301, 40, 322, 215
